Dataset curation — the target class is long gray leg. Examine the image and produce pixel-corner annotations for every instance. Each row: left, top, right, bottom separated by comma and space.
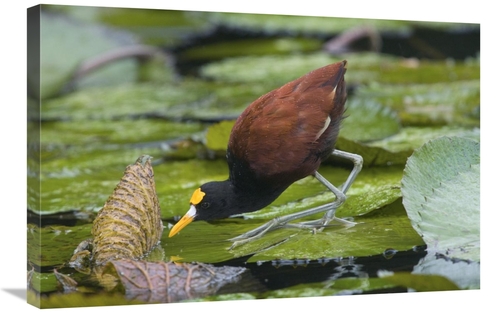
228, 150, 363, 249
294, 149, 363, 228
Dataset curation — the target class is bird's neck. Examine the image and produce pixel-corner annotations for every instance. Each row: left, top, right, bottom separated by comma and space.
224, 179, 287, 215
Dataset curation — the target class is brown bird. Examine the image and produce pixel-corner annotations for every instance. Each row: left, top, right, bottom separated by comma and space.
169, 60, 363, 248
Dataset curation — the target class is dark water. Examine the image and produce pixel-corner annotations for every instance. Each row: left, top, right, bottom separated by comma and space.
172, 24, 480, 76
214, 245, 427, 295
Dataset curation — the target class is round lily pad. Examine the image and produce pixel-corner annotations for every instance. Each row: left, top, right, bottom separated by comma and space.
401, 136, 480, 261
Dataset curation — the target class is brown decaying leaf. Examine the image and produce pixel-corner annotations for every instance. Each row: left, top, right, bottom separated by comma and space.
91, 155, 164, 268
68, 239, 93, 275
102, 259, 246, 303
54, 269, 79, 293
67, 155, 246, 302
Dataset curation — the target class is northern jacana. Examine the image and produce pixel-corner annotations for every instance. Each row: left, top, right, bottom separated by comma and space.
169, 60, 363, 248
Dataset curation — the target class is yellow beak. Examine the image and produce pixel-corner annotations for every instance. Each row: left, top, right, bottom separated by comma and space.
168, 205, 197, 237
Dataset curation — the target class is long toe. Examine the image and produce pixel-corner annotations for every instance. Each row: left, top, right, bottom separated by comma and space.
228, 236, 258, 250
228, 220, 277, 242
287, 216, 357, 230
227, 219, 285, 250
228, 231, 269, 250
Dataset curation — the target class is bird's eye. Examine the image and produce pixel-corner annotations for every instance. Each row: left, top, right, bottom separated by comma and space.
200, 202, 210, 209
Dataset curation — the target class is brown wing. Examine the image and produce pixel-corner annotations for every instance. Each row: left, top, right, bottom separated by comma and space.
228, 61, 347, 184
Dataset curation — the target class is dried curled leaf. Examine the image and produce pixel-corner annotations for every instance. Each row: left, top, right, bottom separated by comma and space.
102, 259, 246, 303
68, 239, 93, 274
92, 155, 163, 267
54, 269, 78, 293
68, 155, 245, 302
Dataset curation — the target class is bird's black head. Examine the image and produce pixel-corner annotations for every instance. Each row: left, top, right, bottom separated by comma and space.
191, 181, 237, 221
168, 180, 238, 237
168, 179, 285, 238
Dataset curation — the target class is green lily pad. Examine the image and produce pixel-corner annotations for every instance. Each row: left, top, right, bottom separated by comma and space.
356, 79, 480, 126
200, 53, 340, 86
180, 37, 322, 61
202, 293, 256, 302
33, 146, 166, 215
40, 119, 204, 146
260, 277, 396, 298
33, 146, 226, 216
42, 80, 268, 122
27, 224, 93, 267
45, 5, 213, 46
37, 11, 139, 99
242, 165, 404, 220
335, 136, 412, 167
164, 190, 423, 263
412, 253, 480, 289
335, 126, 480, 166
368, 126, 480, 152
341, 98, 401, 141
42, 82, 209, 121
378, 271, 460, 291
241, 199, 424, 262
205, 120, 234, 151
28, 271, 60, 294
31, 289, 144, 308
209, 12, 472, 35
352, 57, 480, 85
401, 136, 480, 261
97, 8, 213, 46
200, 52, 479, 86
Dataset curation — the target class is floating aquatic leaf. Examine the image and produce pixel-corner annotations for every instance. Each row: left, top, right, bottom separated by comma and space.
40, 119, 205, 146
336, 184, 402, 217
200, 52, 479, 86
162, 196, 422, 263
180, 37, 322, 61
28, 269, 60, 294
368, 126, 480, 153
243, 165, 404, 220
356, 80, 480, 126
341, 98, 401, 142
91, 155, 163, 268
207, 12, 456, 35
200, 53, 342, 86
42, 82, 208, 121
412, 253, 480, 289
401, 136, 480, 261
260, 277, 396, 298
242, 200, 424, 262
205, 120, 234, 152
335, 126, 480, 167
102, 259, 245, 303
378, 271, 460, 291
87, 7, 212, 46
27, 224, 93, 268
41, 80, 256, 122
33, 146, 167, 216
30, 289, 144, 308
37, 11, 138, 99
